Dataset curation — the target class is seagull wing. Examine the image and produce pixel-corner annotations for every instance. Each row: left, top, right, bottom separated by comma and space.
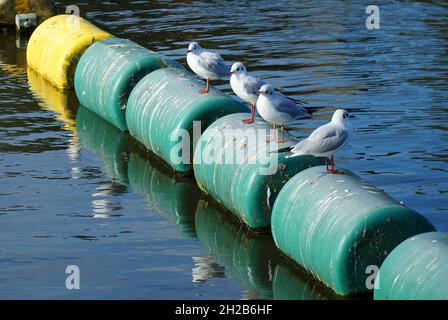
198, 51, 230, 76
275, 95, 309, 119
304, 124, 349, 155
285, 95, 308, 106
243, 75, 265, 95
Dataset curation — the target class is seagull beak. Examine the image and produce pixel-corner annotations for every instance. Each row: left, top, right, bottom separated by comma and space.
187, 50, 192, 53
256, 91, 261, 95
227, 71, 233, 76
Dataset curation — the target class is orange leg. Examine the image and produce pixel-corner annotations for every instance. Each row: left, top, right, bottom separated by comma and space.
199, 79, 210, 94
325, 157, 329, 172
331, 155, 335, 174
278, 126, 285, 143
242, 103, 255, 124
330, 155, 344, 174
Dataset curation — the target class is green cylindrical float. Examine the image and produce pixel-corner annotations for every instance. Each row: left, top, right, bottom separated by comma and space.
195, 200, 278, 299
271, 166, 436, 296
125, 68, 246, 174
375, 232, 448, 300
76, 105, 129, 185
193, 113, 324, 230
74, 38, 181, 131
127, 149, 199, 238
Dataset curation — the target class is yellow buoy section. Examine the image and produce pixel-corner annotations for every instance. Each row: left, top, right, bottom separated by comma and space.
26, 14, 113, 90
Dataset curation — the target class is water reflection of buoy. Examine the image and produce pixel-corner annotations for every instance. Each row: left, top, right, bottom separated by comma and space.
27, 66, 82, 179
76, 105, 129, 185
0, 31, 27, 80
194, 200, 278, 299
76, 106, 129, 218
127, 148, 200, 238
27, 67, 79, 133
272, 263, 339, 300
75, 107, 200, 230
194, 199, 337, 299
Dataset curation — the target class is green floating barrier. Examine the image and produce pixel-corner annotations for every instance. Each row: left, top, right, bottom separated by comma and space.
76, 105, 129, 185
195, 200, 278, 299
271, 166, 436, 296
126, 68, 246, 174
74, 38, 181, 131
375, 232, 448, 300
193, 113, 324, 230
127, 149, 199, 238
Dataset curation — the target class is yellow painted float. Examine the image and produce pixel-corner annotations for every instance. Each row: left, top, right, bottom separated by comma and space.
26, 14, 113, 90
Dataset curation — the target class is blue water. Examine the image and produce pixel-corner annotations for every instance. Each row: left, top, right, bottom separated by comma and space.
0, 0, 447, 299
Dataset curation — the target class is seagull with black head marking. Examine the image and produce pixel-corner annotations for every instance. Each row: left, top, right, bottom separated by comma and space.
229, 62, 265, 124
186, 42, 230, 94
277, 109, 353, 174
256, 84, 309, 143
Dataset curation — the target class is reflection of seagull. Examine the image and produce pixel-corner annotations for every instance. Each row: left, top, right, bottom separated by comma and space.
229, 62, 265, 124
191, 256, 225, 283
186, 42, 230, 94
278, 109, 353, 174
256, 84, 309, 143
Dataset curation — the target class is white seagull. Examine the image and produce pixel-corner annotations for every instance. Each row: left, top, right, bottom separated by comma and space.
186, 42, 230, 94
280, 109, 353, 174
256, 84, 309, 143
229, 62, 265, 124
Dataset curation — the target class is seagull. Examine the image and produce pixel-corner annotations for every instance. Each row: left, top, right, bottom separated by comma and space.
277, 109, 353, 174
186, 42, 230, 94
256, 84, 309, 143
229, 62, 265, 124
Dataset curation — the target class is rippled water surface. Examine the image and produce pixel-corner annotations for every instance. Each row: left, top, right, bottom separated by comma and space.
0, 0, 447, 299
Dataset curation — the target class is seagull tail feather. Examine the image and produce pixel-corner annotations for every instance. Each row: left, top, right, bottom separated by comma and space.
270, 146, 294, 154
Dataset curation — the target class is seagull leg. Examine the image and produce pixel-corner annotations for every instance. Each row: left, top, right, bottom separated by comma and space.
268, 124, 277, 143
273, 124, 277, 142
199, 79, 210, 94
242, 103, 255, 124
330, 155, 344, 174
278, 126, 285, 143
331, 155, 335, 174
326, 157, 329, 172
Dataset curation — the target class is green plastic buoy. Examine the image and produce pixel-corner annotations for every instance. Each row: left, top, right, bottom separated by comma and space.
271, 166, 436, 296
375, 232, 448, 300
126, 68, 246, 174
193, 113, 324, 230
74, 38, 180, 131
